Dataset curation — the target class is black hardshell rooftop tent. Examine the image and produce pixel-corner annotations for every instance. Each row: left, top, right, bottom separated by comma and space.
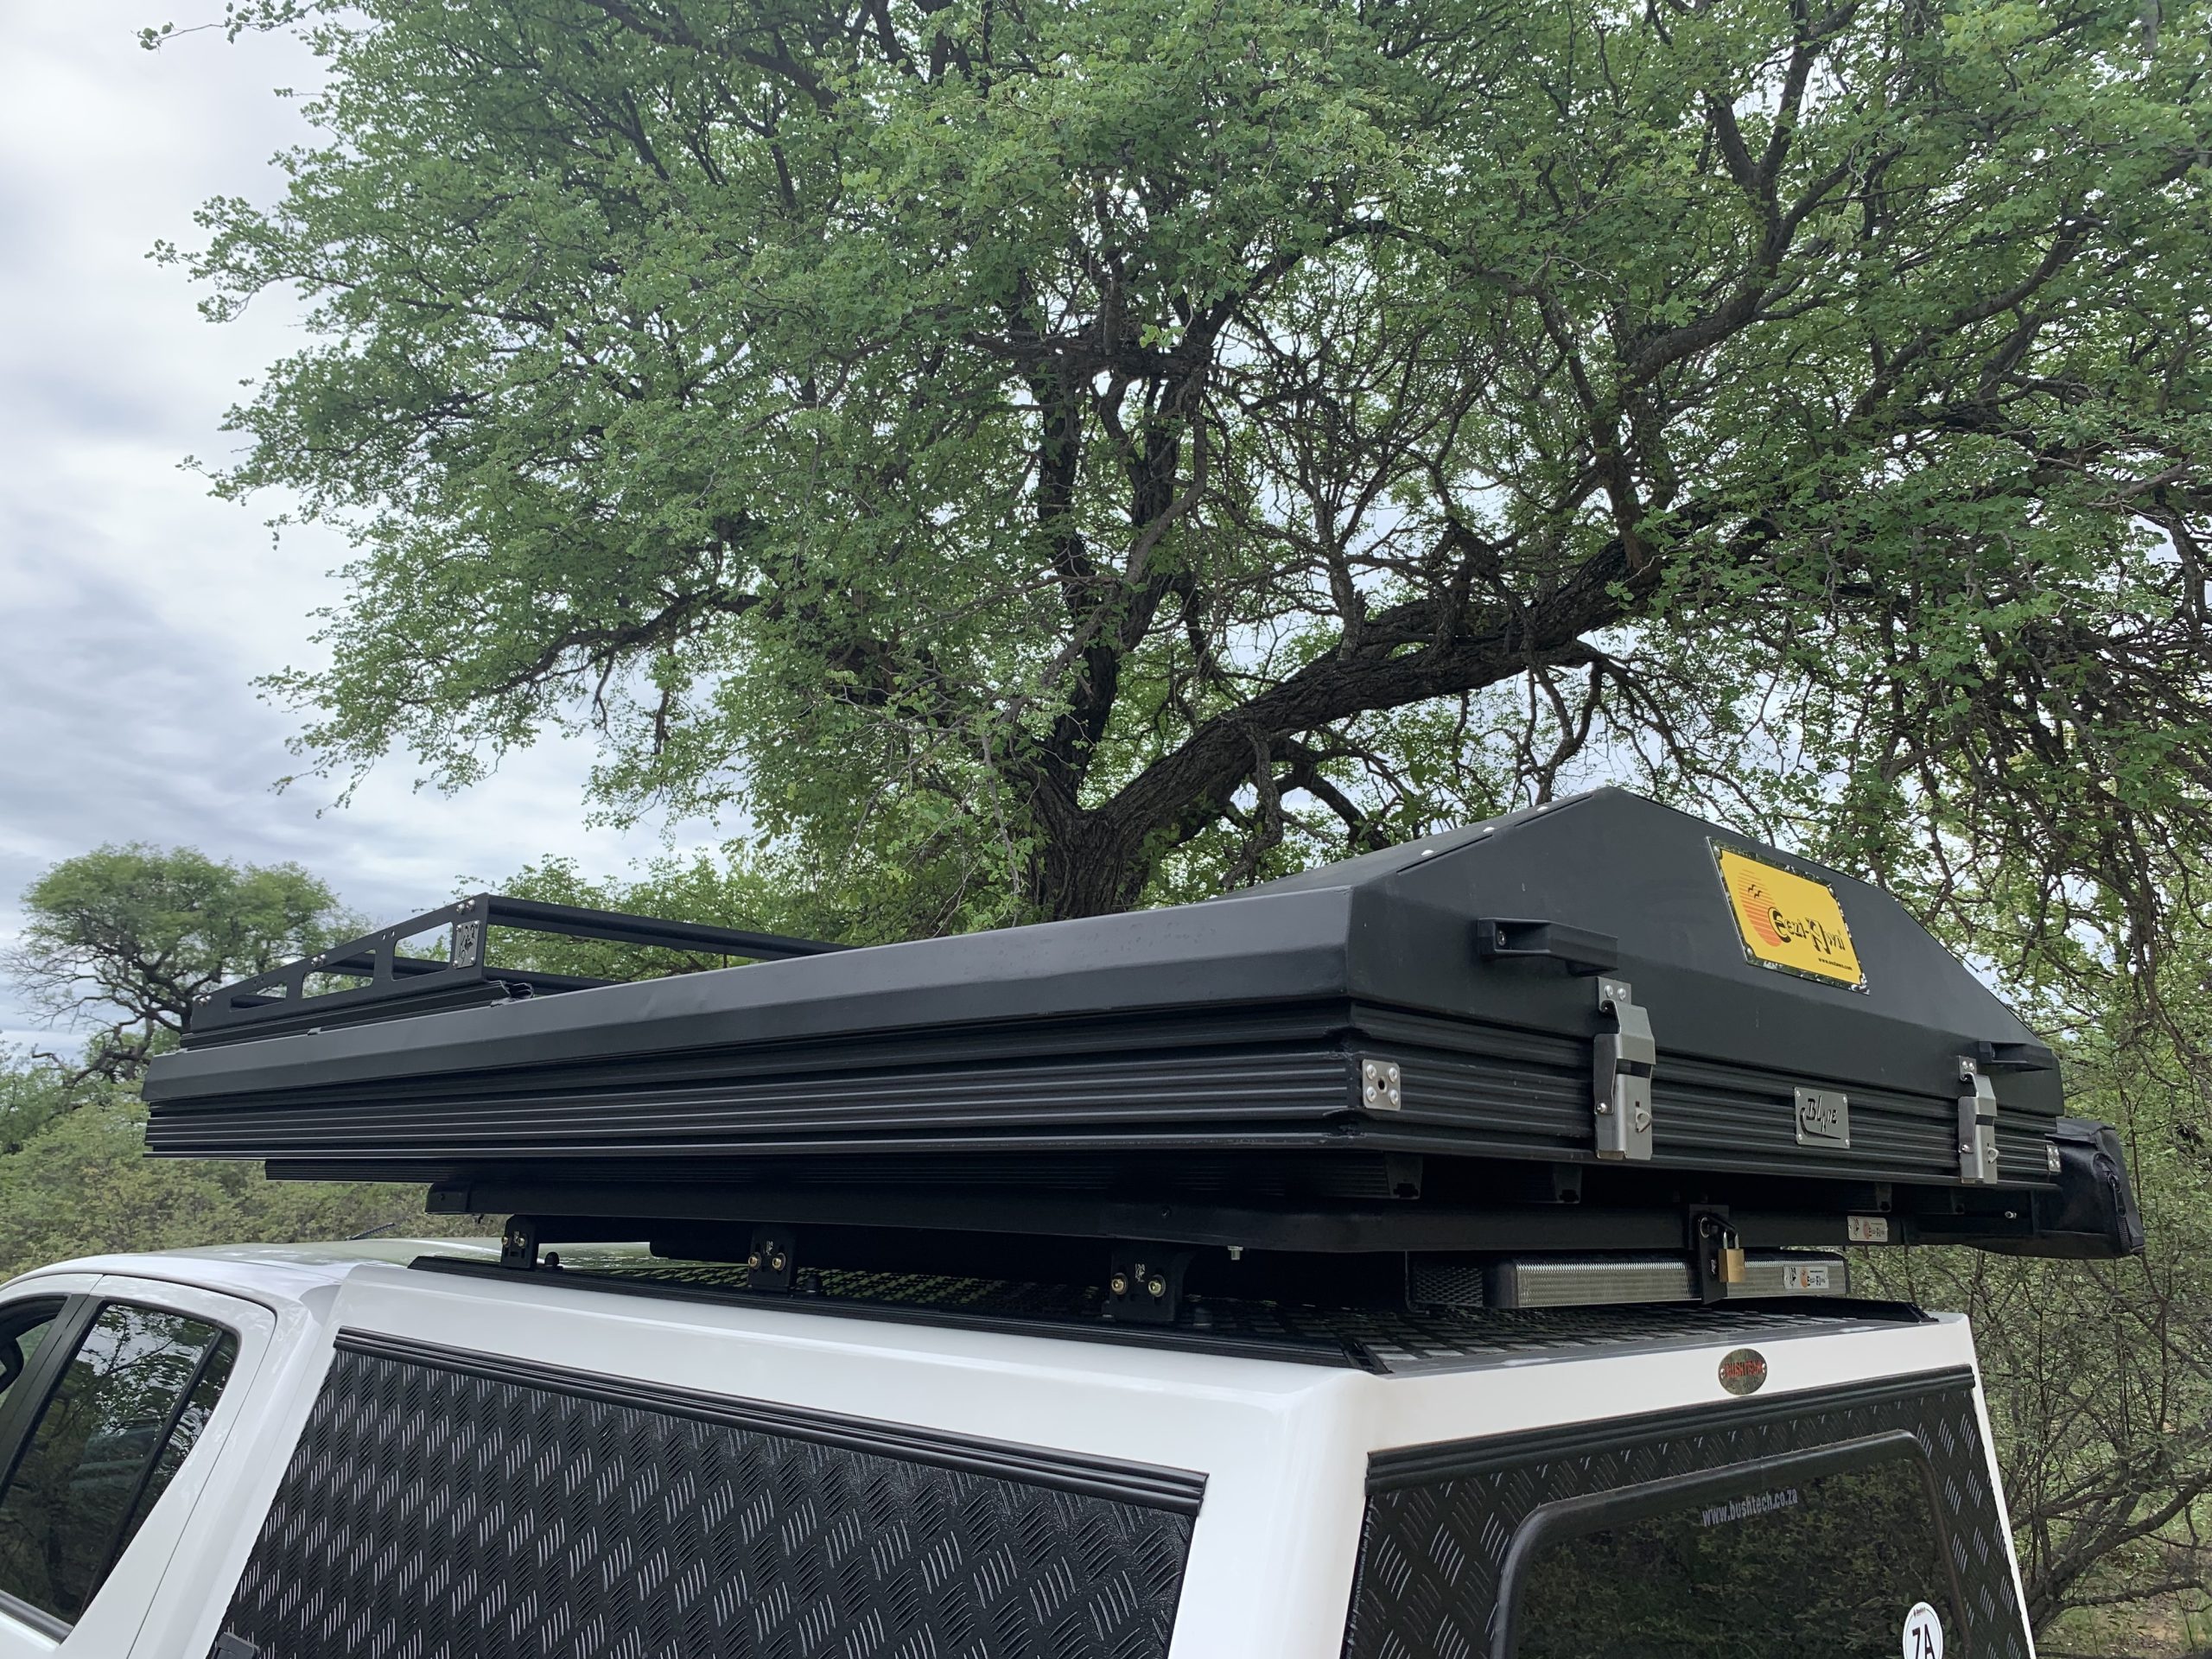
144, 790, 2142, 1313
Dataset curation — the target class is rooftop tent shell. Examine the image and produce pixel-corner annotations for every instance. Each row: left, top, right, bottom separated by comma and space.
141, 790, 2139, 1264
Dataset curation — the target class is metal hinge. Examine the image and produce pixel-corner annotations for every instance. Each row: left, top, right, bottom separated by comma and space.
1958, 1058, 2001, 1184
1594, 977, 1656, 1161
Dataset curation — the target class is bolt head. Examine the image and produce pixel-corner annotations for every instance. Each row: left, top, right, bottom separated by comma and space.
1109, 1274, 1130, 1297
769, 1253, 787, 1272
747, 1253, 762, 1269
1146, 1277, 1166, 1298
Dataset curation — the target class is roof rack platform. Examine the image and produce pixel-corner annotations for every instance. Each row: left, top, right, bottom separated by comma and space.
143, 790, 2144, 1271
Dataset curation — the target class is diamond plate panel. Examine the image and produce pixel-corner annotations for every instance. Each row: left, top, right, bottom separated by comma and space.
1344, 1373, 2025, 1659
210, 1340, 1195, 1659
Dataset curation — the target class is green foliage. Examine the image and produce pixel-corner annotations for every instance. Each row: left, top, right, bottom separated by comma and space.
0, 1055, 76, 1157
1859, 920, 2212, 1639
0, 849, 449, 1277
490, 848, 849, 977
0, 1072, 410, 1285
7, 844, 356, 1081
168, 0, 2212, 938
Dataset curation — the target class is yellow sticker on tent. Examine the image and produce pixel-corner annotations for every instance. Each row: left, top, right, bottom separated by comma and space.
1713, 845, 1866, 989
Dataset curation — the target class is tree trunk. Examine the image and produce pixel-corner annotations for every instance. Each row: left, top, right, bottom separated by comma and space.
1032, 815, 1153, 922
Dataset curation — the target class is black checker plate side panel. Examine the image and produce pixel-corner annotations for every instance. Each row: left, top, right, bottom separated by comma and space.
211, 1343, 1196, 1659
1342, 1371, 2025, 1659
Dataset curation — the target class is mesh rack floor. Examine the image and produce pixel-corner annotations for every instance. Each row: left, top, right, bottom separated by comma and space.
416, 1249, 1923, 1376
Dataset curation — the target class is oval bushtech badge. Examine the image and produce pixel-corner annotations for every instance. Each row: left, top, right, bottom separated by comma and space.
1718, 1348, 1769, 1395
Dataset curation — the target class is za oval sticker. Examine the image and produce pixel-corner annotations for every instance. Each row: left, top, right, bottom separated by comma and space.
1718, 1348, 1769, 1395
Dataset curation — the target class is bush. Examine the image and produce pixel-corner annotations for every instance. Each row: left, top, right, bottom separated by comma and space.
0, 1088, 421, 1283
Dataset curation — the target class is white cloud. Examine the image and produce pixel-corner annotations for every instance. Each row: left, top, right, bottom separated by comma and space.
0, 8, 708, 1045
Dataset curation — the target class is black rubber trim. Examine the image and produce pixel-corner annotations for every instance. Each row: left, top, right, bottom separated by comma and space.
1489, 1432, 1942, 1658
407, 1253, 1376, 1370
334, 1327, 1208, 1514
1368, 1365, 1980, 1492
0, 1586, 70, 1642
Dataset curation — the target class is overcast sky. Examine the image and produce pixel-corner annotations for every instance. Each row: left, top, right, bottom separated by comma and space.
0, 9, 697, 1046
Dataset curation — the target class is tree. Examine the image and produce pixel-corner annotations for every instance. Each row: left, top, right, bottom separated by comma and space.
0, 849, 444, 1274
6, 845, 355, 1082
0, 1054, 77, 1157
1873, 1131, 2212, 1643
1831, 887, 2212, 1645
0, 1075, 411, 1281
166, 0, 2212, 941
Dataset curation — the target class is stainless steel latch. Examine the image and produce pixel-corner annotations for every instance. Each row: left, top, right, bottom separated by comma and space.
1594, 977, 1656, 1161
1958, 1058, 2000, 1184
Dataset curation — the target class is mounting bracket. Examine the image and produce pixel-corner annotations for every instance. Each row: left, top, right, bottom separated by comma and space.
1594, 977, 1656, 1161
1104, 1246, 1192, 1325
1958, 1060, 2001, 1185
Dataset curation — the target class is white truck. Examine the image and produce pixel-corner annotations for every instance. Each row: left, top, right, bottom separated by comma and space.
0, 791, 2138, 1657
0, 1235, 2031, 1659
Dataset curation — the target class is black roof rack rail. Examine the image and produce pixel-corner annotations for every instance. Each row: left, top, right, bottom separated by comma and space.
182, 893, 847, 1048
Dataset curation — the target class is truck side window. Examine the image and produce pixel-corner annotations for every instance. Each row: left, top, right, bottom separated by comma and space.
1510, 1448, 1958, 1657
0, 1303, 237, 1629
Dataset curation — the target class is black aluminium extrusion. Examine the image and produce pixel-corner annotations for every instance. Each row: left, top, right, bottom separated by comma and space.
334, 1325, 1209, 1512
418, 1182, 1865, 1254
405, 1255, 1377, 1370
1365, 1363, 1980, 1492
